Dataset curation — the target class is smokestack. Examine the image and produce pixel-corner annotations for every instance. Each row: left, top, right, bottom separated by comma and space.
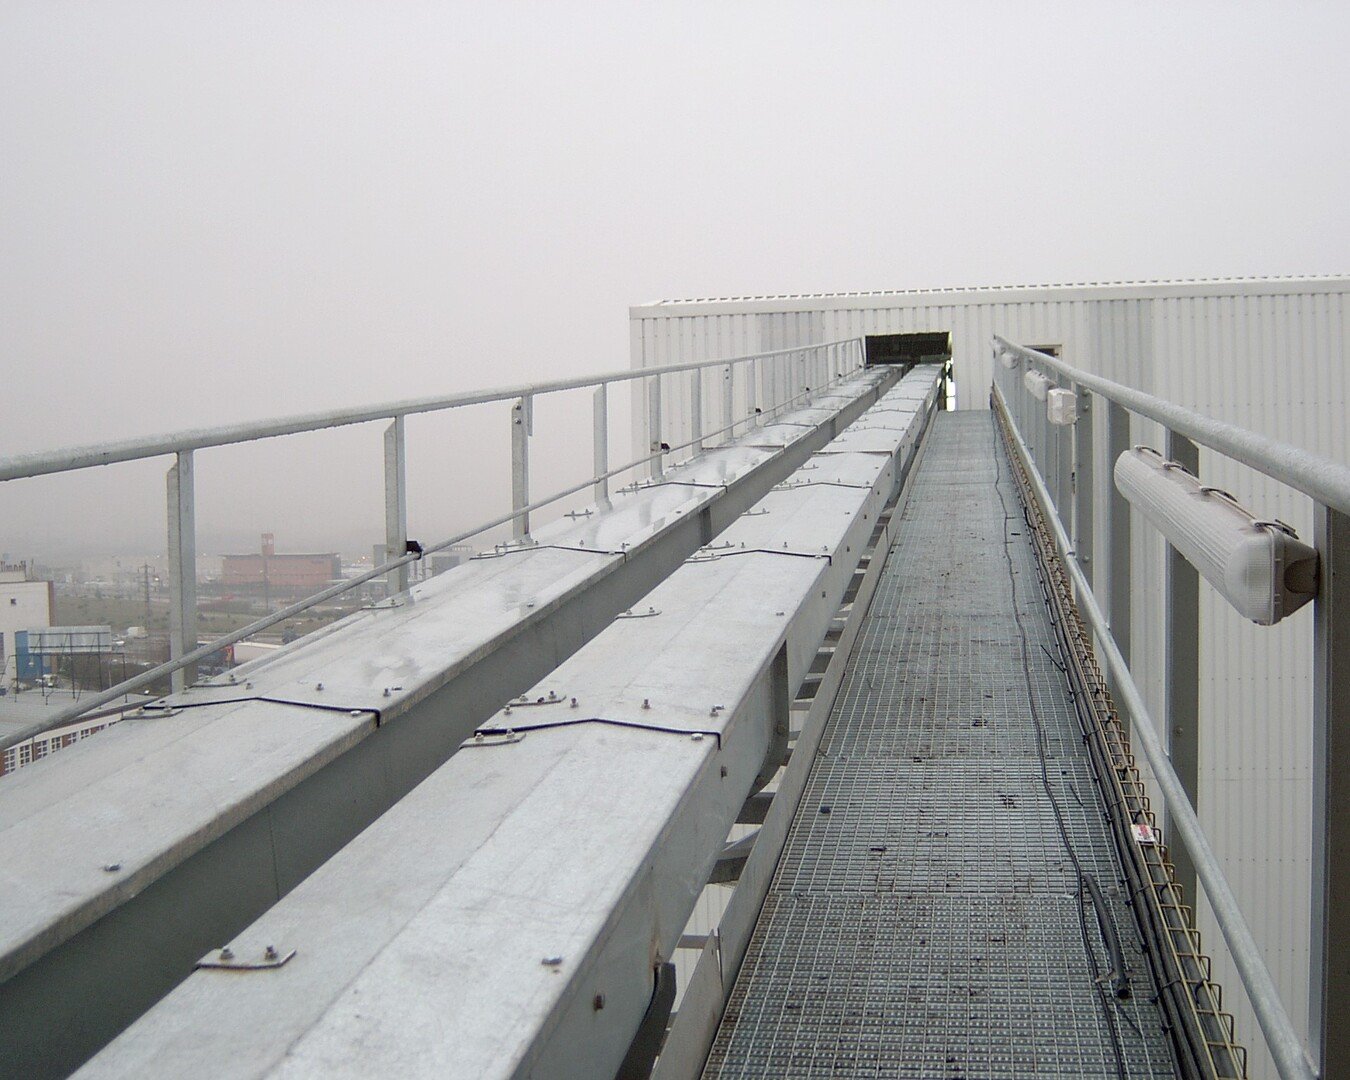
261, 533, 275, 557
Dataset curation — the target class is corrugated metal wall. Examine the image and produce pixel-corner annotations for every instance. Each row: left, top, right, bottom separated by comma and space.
631, 279, 1349, 1080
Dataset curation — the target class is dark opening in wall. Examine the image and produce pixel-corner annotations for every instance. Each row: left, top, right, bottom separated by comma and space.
864, 332, 952, 366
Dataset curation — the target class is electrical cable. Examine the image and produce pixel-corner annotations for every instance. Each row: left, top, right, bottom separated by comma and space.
992, 420, 1130, 1080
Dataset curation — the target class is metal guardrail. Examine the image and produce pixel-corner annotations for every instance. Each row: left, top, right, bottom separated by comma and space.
0, 338, 867, 749
992, 335, 1350, 1080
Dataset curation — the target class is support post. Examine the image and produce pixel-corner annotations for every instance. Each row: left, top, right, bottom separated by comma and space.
511, 396, 532, 540
1312, 504, 1350, 1076
1055, 406, 1073, 521
691, 367, 703, 455
166, 451, 197, 693
592, 385, 610, 509
647, 376, 663, 481
1105, 401, 1132, 671
384, 417, 409, 594
746, 358, 758, 426
1163, 429, 1200, 906
1073, 386, 1094, 575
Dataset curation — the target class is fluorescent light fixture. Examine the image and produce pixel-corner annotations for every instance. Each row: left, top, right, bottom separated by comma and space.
1047, 388, 1078, 426
1114, 447, 1318, 625
1024, 371, 1051, 401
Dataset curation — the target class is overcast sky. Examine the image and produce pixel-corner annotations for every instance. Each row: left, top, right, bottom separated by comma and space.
2, 1, 1347, 560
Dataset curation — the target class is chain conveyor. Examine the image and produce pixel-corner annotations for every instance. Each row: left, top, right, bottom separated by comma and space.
703, 412, 1179, 1079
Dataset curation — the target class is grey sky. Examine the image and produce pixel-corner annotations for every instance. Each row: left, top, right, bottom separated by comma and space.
2, 1, 1347, 559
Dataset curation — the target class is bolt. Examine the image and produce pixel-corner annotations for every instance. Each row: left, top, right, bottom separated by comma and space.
314, 682, 324, 692
692, 732, 704, 742
505, 705, 513, 714
383, 687, 392, 698
642, 698, 651, 709
219, 947, 234, 961
593, 993, 605, 1011
570, 697, 578, 708
103, 863, 121, 873
350, 710, 363, 717
648, 606, 655, 614
264, 945, 278, 961
245, 681, 253, 689
720, 765, 728, 778
541, 956, 563, 967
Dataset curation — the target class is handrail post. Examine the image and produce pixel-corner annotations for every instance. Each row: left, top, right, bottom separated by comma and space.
746, 358, 758, 426
1104, 400, 1132, 705
592, 385, 610, 510
511, 396, 532, 540
1073, 385, 1093, 574
384, 417, 409, 594
647, 375, 663, 481
1055, 398, 1072, 519
1163, 429, 1201, 905
1312, 504, 1350, 1074
166, 450, 197, 693
691, 368, 703, 455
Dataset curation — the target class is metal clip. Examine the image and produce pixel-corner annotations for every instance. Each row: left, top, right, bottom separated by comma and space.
616, 606, 661, 619
463, 729, 526, 747
197, 945, 296, 971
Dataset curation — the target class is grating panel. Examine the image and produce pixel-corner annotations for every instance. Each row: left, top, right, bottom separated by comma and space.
703, 413, 1177, 1078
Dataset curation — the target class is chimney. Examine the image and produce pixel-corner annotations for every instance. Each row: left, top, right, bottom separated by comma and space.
261, 533, 276, 557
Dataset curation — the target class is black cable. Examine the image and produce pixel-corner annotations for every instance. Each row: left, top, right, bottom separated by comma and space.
992, 420, 1130, 1080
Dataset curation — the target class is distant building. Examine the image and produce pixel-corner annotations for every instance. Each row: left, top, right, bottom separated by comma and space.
0, 561, 54, 668
221, 534, 341, 599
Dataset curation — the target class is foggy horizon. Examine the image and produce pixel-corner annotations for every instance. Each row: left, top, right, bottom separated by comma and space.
4, 2, 1348, 561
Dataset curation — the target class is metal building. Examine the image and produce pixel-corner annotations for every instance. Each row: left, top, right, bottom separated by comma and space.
631, 276, 1350, 1079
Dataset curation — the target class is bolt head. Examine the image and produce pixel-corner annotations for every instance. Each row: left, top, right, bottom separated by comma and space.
219, 947, 234, 961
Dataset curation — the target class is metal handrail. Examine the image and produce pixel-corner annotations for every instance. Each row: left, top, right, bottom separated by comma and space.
993, 381, 1315, 1080
994, 334, 1350, 513
0, 339, 860, 481
0, 344, 867, 751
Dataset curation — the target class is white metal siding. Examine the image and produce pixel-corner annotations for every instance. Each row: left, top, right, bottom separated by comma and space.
631, 278, 1350, 1079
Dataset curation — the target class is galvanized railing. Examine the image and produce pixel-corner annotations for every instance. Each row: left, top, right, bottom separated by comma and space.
993, 335, 1350, 1080
0, 338, 867, 749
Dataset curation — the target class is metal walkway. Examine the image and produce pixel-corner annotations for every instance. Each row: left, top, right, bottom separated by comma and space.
703, 412, 1178, 1078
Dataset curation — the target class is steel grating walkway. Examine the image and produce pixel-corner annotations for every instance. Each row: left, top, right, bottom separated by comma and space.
703, 412, 1177, 1079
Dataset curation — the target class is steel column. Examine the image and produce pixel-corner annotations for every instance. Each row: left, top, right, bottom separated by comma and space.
1073, 387, 1094, 575
647, 376, 663, 480
592, 386, 610, 510
1105, 401, 1132, 671
511, 396, 532, 540
1312, 504, 1350, 1077
384, 417, 409, 594
1163, 430, 1200, 906
166, 451, 197, 694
